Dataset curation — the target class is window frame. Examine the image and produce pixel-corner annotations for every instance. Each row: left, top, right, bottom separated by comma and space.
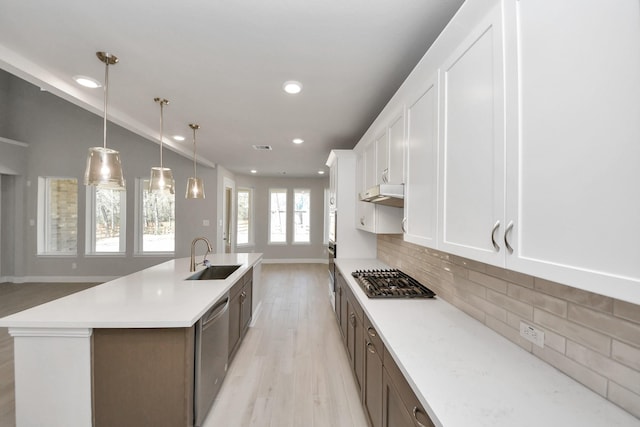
85, 186, 127, 256
268, 188, 288, 245
293, 188, 311, 245
134, 178, 176, 255
236, 187, 254, 247
37, 176, 78, 256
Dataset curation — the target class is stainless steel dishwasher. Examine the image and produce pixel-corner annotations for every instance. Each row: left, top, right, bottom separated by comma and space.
194, 294, 230, 426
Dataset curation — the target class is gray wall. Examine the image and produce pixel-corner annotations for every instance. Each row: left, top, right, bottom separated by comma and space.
0, 70, 218, 280
235, 174, 328, 261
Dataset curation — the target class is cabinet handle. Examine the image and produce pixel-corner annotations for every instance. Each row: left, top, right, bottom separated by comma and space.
360, 217, 365, 226
367, 326, 377, 338
504, 221, 514, 254
491, 220, 501, 252
350, 312, 356, 326
412, 406, 430, 427
330, 196, 335, 205
401, 217, 407, 233
382, 168, 389, 183
366, 341, 376, 354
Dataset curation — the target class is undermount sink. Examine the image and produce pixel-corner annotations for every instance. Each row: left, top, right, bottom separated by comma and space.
187, 264, 242, 281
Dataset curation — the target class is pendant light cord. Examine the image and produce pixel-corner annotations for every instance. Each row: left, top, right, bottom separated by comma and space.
159, 101, 164, 168
103, 60, 109, 150
192, 126, 197, 178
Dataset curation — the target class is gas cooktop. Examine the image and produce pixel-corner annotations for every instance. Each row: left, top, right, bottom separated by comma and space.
351, 269, 436, 299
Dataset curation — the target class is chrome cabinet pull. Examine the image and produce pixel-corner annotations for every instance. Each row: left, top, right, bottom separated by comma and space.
412, 406, 430, 427
401, 217, 407, 233
382, 168, 389, 183
360, 217, 365, 226
491, 220, 500, 251
367, 326, 377, 338
504, 221, 514, 254
350, 312, 356, 326
366, 341, 376, 354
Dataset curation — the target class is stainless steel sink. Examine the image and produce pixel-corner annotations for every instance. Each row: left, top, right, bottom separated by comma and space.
187, 265, 242, 281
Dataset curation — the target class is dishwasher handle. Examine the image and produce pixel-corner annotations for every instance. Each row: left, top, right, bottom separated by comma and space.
202, 297, 230, 329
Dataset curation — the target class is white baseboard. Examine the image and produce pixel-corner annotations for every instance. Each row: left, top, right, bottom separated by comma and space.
262, 258, 327, 264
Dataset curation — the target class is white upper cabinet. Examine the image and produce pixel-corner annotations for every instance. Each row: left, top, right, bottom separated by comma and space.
376, 111, 405, 185
503, 0, 640, 303
404, 74, 439, 248
437, 2, 506, 266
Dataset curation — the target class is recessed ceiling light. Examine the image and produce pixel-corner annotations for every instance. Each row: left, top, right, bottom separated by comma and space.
73, 75, 101, 88
173, 135, 185, 141
250, 169, 257, 174
292, 138, 304, 144
283, 80, 302, 94
318, 170, 325, 175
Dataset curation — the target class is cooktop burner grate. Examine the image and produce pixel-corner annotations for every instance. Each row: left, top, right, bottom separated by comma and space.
351, 269, 436, 299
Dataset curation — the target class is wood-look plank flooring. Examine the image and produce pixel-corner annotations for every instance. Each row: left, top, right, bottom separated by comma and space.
204, 263, 368, 427
0, 264, 367, 427
0, 282, 101, 427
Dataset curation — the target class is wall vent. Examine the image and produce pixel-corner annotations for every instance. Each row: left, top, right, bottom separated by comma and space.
252, 145, 272, 151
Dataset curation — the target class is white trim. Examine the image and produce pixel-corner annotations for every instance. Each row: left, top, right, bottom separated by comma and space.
262, 258, 327, 264
249, 301, 263, 327
9, 327, 92, 338
0, 136, 29, 148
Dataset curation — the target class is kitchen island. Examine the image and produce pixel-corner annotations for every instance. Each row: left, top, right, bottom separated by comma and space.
0, 253, 262, 427
336, 259, 639, 427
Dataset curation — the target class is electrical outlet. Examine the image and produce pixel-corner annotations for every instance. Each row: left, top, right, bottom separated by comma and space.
520, 321, 544, 347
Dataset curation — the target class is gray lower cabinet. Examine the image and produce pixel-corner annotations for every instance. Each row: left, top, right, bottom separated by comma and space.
363, 317, 383, 427
334, 275, 435, 427
382, 347, 435, 427
229, 267, 253, 361
92, 327, 195, 427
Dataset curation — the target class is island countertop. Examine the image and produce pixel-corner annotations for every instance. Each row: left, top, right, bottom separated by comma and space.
0, 253, 263, 329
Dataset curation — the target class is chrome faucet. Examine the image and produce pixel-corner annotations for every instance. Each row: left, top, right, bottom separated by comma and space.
190, 237, 213, 272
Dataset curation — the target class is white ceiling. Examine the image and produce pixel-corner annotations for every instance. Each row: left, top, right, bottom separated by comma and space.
0, 0, 464, 177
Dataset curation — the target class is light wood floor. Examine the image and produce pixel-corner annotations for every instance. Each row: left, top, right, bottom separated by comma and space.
0, 282, 101, 427
0, 264, 367, 427
203, 263, 368, 427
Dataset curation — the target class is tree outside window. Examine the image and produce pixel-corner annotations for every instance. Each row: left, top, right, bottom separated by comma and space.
38, 177, 78, 254
141, 180, 175, 252
294, 189, 310, 243
269, 189, 287, 243
237, 188, 251, 245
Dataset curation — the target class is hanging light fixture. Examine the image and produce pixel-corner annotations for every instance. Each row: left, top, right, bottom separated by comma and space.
84, 52, 125, 189
186, 123, 205, 199
149, 97, 175, 194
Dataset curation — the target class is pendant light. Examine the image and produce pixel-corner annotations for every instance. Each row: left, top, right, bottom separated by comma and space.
149, 97, 175, 194
84, 52, 125, 190
186, 123, 205, 199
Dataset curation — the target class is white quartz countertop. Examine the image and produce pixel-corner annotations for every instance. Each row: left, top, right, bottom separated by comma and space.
336, 259, 639, 427
0, 253, 262, 329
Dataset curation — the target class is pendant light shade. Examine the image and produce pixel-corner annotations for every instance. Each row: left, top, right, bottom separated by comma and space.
186, 123, 205, 199
84, 52, 125, 190
149, 98, 175, 194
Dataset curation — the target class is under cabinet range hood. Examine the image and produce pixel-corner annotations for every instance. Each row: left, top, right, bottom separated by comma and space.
359, 184, 404, 208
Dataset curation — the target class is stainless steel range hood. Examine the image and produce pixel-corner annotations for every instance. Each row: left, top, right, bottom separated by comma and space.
359, 184, 404, 208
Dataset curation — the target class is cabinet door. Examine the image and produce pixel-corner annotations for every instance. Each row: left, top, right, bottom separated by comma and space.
346, 298, 364, 394
376, 130, 389, 184
382, 368, 414, 427
228, 291, 241, 359
337, 273, 349, 344
364, 333, 383, 427
438, 3, 506, 266
504, 0, 640, 303
240, 279, 252, 335
387, 111, 405, 185
405, 74, 439, 248
329, 161, 337, 210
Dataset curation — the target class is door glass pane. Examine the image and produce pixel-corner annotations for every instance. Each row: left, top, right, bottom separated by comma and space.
269, 189, 287, 243
294, 189, 310, 243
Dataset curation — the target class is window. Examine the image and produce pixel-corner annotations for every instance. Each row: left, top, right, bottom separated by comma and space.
37, 177, 78, 255
269, 188, 287, 243
86, 187, 126, 254
293, 189, 310, 243
138, 179, 175, 253
237, 188, 252, 246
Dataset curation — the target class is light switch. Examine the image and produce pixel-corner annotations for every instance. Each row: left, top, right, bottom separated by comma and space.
203, 219, 210, 226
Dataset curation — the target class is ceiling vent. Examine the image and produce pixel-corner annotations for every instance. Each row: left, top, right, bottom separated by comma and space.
252, 145, 272, 151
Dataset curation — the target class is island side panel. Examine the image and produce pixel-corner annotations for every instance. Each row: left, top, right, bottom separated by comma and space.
92, 327, 195, 427
10, 328, 93, 427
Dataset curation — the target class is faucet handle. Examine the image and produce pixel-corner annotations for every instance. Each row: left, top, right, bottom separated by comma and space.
203, 259, 211, 268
